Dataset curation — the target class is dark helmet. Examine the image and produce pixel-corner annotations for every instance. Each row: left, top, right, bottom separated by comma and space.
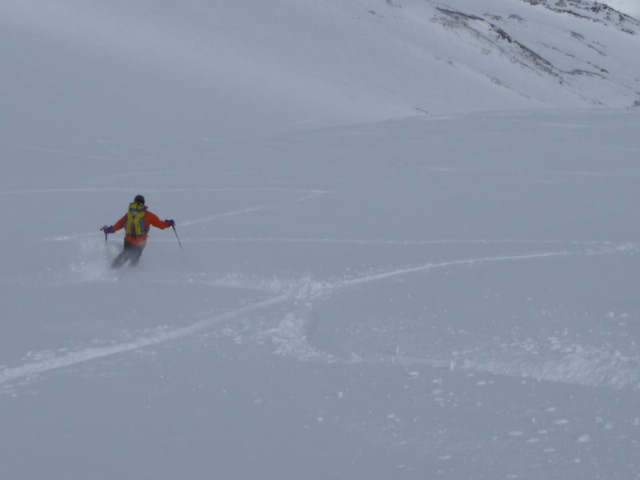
134, 194, 145, 205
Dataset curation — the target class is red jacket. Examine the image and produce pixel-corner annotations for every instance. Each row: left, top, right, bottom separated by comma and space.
113, 208, 170, 247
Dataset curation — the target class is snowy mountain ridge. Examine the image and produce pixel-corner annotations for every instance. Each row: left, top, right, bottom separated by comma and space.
4, 0, 640, 152
423, 0, 640, 110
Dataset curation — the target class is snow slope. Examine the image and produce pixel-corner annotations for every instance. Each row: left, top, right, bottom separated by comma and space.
4, 0, 640, 151
1, 1, 640, 479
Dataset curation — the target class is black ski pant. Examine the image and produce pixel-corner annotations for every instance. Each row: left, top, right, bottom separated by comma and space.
112, 239, 145, 269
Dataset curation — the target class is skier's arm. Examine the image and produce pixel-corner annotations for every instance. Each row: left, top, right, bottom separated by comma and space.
112, 214, 127, 232
147, 212, 173, 229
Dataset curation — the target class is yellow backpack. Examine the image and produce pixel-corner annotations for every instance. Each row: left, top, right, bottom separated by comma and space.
125, 202, 147, 237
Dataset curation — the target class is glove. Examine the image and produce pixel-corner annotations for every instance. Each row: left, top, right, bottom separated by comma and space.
101, 225, 115, 234
165, 219, 175, 227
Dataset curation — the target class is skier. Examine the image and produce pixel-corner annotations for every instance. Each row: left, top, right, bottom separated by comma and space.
101, 195, 175, 268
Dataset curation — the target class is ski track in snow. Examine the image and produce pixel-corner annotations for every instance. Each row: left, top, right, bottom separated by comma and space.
175, 189, 329, 227
42, 189, 330, 242
390, 347, 640, 393
335, 249, 608, 289
1, 187, 331, 197
257, 243, 640, 393
177, 206, 272, 227
2, 180, 638, 392
0, 294, 291, 388
1, 240, 636, 391
0, 139, 115, 162
180, 237, 611, 247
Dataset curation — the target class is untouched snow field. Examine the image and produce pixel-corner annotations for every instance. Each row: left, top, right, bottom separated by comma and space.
2, 1, 640, 479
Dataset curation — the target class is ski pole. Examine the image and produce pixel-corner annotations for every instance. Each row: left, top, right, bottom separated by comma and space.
172, 225, 184, 251
100, 226, 109, 242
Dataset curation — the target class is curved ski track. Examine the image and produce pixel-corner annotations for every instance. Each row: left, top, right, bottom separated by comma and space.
1, 240, 634, 391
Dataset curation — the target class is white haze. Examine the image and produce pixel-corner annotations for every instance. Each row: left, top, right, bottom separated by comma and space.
1, 1, 639, 479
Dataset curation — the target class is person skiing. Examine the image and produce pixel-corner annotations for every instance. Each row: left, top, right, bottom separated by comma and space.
101, 195, 175, 268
